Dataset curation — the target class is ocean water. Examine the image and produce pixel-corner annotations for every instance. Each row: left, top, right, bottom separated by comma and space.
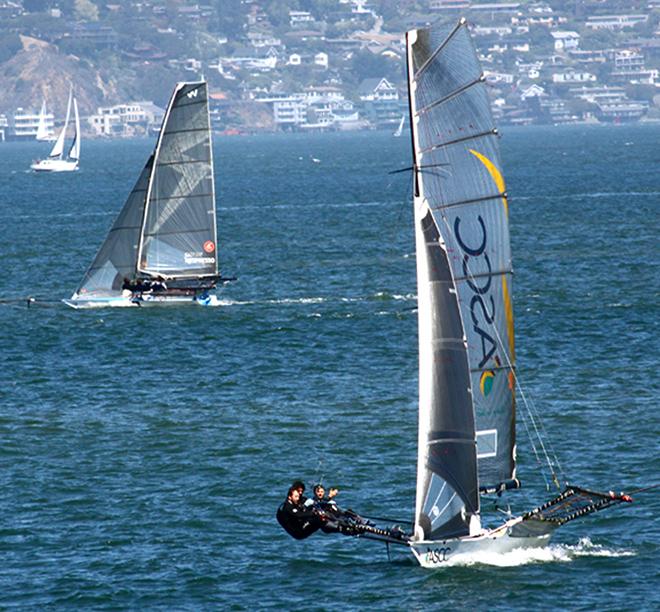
0, 125, 658, 609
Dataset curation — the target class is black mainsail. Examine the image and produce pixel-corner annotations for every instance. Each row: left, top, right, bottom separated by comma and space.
408, 21, 516, 540
137, 82, 218, 279
73, 81, 218, 299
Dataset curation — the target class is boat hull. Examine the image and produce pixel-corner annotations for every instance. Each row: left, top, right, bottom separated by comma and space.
63, 292, 221, 309
31, 159, 78, 172
409, 518, 554, 568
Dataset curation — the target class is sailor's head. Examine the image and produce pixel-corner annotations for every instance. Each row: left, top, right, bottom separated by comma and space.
291, 480, 305, 495
287, 486, 301, 503
313, 484, 325, 500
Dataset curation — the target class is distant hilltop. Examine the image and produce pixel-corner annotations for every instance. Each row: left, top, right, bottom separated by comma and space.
0, 0, 658, 133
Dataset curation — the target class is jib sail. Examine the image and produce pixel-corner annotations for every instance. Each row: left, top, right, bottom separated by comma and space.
75, 157, 153, 297
408, 20, 516, 540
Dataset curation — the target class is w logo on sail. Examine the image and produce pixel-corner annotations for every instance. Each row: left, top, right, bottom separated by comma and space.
186, 88, 199, 99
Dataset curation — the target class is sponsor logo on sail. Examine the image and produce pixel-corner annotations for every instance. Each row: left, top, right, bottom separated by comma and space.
185, 251, 215, 265
453, 149, 512, 380
203, 240, 215, 253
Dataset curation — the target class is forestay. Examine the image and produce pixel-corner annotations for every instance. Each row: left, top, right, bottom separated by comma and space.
137, 82, 218, 279
408, 21, 516, 540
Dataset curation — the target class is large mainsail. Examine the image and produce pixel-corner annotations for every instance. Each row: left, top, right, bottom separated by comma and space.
137, 81, 218, 279
74, 158, 153, 297
408, 21, 516, 539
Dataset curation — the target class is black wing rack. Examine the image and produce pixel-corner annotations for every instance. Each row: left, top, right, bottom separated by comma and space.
521, 485, 633, 528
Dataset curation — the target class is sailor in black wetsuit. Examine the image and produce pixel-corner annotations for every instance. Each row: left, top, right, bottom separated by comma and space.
276, 485, 327, 540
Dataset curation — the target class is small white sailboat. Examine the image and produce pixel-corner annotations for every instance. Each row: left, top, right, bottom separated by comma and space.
35, 100, 55, 141
31, 89, 80, 172
64, 81, 228, 309
393, 114, 405, 137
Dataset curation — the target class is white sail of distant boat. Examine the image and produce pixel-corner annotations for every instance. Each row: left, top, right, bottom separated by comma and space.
64, 80, 229, 309
35, 100, 55, 141
276, 18, 633, 566
393, 114, 405, 137
31, 88, 80, 172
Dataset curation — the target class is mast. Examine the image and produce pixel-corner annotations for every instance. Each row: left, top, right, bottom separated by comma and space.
136, 81, 218, 280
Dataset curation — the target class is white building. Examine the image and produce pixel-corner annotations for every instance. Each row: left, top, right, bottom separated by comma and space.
289, 10, 315, 27
551, 31, 580, 51
552, 71, 597, 84
585, 15, 648, 31
12, 108, 52, 139
88, 102, 164, 136
357, 77, 398, 101
485, 71, 515, 85
256, 88, 357, 129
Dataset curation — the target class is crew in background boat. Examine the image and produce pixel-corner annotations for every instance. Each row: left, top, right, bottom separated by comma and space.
121, 276, 168, 296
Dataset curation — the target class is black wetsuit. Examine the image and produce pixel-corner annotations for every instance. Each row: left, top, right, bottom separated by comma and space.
276, 498, 325, 540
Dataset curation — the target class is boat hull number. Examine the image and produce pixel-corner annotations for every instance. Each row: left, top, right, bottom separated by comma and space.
426, 547, 451, 564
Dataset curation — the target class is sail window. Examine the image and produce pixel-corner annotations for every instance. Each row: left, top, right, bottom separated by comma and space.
476, 429, 498, 459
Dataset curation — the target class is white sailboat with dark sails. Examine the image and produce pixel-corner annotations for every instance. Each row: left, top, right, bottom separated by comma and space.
31, 88, 80, 172
65, 81, 227, 308
284, 20, 632, 567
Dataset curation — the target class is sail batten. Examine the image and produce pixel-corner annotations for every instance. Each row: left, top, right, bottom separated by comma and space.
413, 19, 465, 82
416, 75, 483, 116
429, 192, 506, 210
420, 129, 496, 154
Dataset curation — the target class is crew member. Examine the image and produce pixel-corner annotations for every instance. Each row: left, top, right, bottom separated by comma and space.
276, 485, 326, 540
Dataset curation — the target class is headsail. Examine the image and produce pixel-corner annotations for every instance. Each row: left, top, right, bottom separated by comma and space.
408, 20, 516, 539
49, 88, 72, 160
74, 158, 153, 297
137, 81, 218, 279
68, 98, 80, 162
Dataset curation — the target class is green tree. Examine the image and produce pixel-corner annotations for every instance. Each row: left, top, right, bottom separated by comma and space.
74, 0, 99, 21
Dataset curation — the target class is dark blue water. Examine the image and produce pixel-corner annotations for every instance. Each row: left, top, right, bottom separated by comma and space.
0, 126, 658, 609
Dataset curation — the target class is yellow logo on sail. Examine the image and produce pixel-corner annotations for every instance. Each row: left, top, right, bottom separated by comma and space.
469, 149, 516, 382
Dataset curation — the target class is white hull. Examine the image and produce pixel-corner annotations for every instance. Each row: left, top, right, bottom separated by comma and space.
31, 158, 78, 172
409, 517, 553, 568
63, 292, 221, 309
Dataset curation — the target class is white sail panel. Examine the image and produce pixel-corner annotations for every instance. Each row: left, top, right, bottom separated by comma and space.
68, 98, 80, 161
410, 22, 516, 490
49, 90, 72, 160
138, 82, 218, 279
